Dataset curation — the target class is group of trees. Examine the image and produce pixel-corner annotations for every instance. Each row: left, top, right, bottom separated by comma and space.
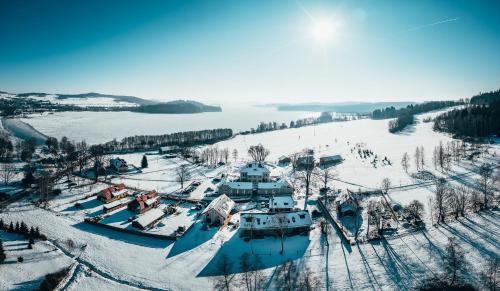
419, 238, 498, 291
429, 173, 495, 224
243, 112, 337, 135
0, 219, 43, 241
195, 146, 231, 167
213, 254, 321, 291
388, 111, 415, 133
401, 146, 425, 173
101, 128, 233, 152
0, 238, 5, 263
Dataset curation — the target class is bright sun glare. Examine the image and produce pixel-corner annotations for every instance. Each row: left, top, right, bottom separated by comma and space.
311, 18, 335, 43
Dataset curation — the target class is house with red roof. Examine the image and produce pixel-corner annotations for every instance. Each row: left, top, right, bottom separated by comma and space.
97, 183, 128, 203
127, 190, 160, 214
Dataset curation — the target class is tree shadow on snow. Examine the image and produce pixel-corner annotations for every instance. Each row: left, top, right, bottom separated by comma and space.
166, 222, 217, 258
72, 222, 172, 249
196, 232, 310, 277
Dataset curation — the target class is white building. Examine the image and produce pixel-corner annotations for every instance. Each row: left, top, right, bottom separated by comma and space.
202, 194, 235, 225
240, 162, 270, 182
269, 196, 295, 212
239, 210, 312, 237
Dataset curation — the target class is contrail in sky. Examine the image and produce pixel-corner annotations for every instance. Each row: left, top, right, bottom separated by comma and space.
396, 17, 460, 35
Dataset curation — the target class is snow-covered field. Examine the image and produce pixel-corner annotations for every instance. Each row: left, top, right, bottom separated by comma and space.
0, 108, 498, 290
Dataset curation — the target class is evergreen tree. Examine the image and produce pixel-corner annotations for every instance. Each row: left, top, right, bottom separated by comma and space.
8, 222, 14, 232
28, 238, 34, 249
15, 222, 20, 233
0, 218, 4, 230
141, 155, 148, 168
20, 221, 28, 237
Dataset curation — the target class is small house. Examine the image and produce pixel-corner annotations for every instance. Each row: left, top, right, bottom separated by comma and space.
127, 190, 160, 214
296, 155, 315, 170
257, 180, 294, 196
159, 145, 181, 154
337, 195, 359, 217
278, 155, 291, 165
132, 208, 165, 230
319, 154, 343, 167
218, 181, 254, 197
202, 194, 235, 225
269, 196, 295, 212
97, 183, 128, 203
110, 158, 128, 172
240, 162, 271, 182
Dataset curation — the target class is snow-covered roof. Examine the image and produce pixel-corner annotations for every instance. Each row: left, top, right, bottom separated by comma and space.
269, 196, 294, 209
320, 154, 343, 162
240, 162, 270, 176
258, 180, 291, 190
110, 189, 128, 198
144, 197, 159, 207
240, 211, 312, 230
160, 145, 181, 151
202, 194, 235, 218
103, 197, 133, 210
221, 181, 253, 190
134, 208, 165, 228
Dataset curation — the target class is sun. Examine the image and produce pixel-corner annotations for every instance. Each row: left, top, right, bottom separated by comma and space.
311, 18, 335, 43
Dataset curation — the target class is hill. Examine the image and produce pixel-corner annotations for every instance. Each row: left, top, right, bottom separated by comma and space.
275, 102, 415, 113
133, 100, 222, 114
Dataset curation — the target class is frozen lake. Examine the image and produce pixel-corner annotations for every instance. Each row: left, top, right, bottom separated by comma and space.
20, 104, 318, 144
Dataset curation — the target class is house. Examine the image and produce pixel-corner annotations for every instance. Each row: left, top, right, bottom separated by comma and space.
102, 197, 133, 213
159, 145, 181, 154
110, 157, 128, 172
269, 196, 295, 212
278, 155, 291, 165
296, 155, 315, 169
336, 195, 359, 217
257, 180, 294, 196
319, 154, 343, 167
239, 210, 312, 237
202, 194, 235, 225
97, 183, 128, 203
218, 180, 293, 198
218, 181, 254, 197
127, 190, 160, 214
132, 208, 165, 230
240, 162, 270, 182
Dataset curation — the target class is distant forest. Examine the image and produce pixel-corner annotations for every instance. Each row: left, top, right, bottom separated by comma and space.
101, 128, 233, 152
133, 100, 221, 114
372, 100, 463, 133
434, 90, 500, 138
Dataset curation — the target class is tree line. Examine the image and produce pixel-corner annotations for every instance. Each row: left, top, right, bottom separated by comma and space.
434, 99, 500, 138
100, 128, 233, 152
371, 100, 462, 133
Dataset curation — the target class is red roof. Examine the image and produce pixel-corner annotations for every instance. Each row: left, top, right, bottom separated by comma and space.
99, 183, 127, 201
130, 190, 158, 210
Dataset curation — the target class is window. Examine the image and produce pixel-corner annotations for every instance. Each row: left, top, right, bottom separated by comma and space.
245, 217, 253, 222
299, 214, 305, 219
257, 218, 261, 225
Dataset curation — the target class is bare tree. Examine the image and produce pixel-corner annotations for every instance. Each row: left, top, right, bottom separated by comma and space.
239, 253, 266, 291
274, 213, 288, 255
455, 185, 469, 217
445, 237, 465, 287
434, 179, 449, 224
405, 200, 424, 222
366, 200, 383, 235
447, 188, 460, 220
232, 149, 238, 164
89, 144, 105, 182
213, 254, 236, 291
316, 168, 335, 190
247, 144, 270, 163
290, 153, 300, 172
0, 163, 17, 185
419, 145, 425, 169
414, 147, 421, 171
480, 257, 499, 291
176, 164, 191, 189
470, 190, 482, 213
276, 260, 298, 290
478, 163, 493, 209
401, 152, 410, 173
298, 155, 315, 201
381, 178, 391, 194
297, 267, 322, 291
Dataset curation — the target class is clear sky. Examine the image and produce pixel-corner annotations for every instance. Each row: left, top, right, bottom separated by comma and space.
1, 0, 499, 103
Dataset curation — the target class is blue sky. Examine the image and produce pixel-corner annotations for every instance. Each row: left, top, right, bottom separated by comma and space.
0, 0, 499, 103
